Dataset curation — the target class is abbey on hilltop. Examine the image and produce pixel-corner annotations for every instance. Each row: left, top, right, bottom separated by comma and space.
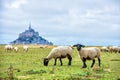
10, 23, 53, 45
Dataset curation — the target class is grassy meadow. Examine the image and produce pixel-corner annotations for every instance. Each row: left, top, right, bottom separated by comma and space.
0, 45, 120, 80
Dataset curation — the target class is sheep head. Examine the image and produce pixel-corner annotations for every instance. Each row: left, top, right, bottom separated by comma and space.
73, 44, 85, 51
43, 58, 49, 66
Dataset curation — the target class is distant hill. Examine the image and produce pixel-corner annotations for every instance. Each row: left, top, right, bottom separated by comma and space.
10, 24, 53, 45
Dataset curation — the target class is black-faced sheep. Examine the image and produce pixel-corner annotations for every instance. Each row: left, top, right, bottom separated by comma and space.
101, 47, 109, 52
73, 44, 100, 68
43, 46, 72, 66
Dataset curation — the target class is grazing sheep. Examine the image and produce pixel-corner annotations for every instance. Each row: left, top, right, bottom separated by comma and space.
112, 46, 120, 53
101, 47, 109, 52
116, 47, 120, 53
43, 46, 72, 66
39, 45, 48, 49
108, 46, 120, 53
108, 46, 114, 53
14, 47, 18, 53
108, 46, 115, 53
4, 44, 13, 52
23, 45, 28, 53
73, 44, 100, 68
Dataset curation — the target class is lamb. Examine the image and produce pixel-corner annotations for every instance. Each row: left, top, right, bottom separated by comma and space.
23, 45, 28, 53
14, 47, 18, 53
43, 46, 72, 66
4, 44, 13, 52
73, 44, 100, 68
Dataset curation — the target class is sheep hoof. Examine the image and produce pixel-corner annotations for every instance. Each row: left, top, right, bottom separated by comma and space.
68, 63, 71, 65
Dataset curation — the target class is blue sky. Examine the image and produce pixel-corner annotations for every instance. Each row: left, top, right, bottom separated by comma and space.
0, 0, 120, 46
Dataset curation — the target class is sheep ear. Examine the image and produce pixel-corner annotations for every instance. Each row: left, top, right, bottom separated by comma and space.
82, 45, 85, 48
73, 45, 77, 47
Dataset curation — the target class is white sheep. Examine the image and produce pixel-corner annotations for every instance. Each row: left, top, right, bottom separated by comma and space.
73, 44, 100, 68
111, 46, 120, 53
43, 46, 72, 66
14, 47, 18, 53
101, 46, 109, 52
108, 46, 114, 53
39, 45, 48, 49
116, 47, 120, 53
4, 44, 13, 52
23, 45, 28, 53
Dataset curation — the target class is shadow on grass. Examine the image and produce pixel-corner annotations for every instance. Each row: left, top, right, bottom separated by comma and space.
26, 69, 47, 74
110, 59, 120, 61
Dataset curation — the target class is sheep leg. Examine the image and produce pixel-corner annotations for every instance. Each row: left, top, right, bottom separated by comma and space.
67, 55, 72, 65
91, 59, 95, 68
54, 58, 57, 66
98, 57, 100, 67
26, 49, 28, 53
82, 57, 87, 68
59, 58, 63, 66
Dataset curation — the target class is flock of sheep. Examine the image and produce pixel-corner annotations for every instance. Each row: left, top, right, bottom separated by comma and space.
4, 44, 120, 68
4, 44, 28, 53
4, 44, 48, 53
101, 46, 120, 53
43, 44, 120, 68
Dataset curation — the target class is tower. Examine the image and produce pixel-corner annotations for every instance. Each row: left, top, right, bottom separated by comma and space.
29, 23, 32, 30
28, 23, 35, 32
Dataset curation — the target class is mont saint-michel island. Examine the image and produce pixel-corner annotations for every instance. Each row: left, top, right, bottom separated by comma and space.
10, 24, 53, 45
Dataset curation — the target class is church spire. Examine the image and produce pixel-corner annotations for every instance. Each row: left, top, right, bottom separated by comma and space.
29, 22, 31, 30
28, 22, 34, 32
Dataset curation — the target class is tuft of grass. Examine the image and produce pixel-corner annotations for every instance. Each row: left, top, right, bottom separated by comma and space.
92, 66, 104, 74
0, 64, 21, 80
49, 66, 56, 74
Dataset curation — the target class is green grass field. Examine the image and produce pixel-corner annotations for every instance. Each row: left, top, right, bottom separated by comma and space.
0, 45, 120, 80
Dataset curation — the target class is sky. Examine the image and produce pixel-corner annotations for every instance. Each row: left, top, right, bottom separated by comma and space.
0, 0, 120, 46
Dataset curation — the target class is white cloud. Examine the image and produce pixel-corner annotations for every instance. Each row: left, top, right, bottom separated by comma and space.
110, 24, 120, 31
5, 0, 27, 9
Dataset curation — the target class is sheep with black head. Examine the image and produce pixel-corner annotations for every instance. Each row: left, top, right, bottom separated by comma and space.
73, 44, 100, 68
43, 46, 72, 66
